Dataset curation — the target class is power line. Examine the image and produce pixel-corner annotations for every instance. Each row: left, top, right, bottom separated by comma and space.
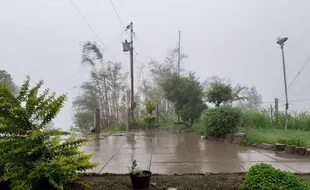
279, 55, 310, 99
109, 0, 127, 31
288, 55, 310, 89
69, 0, 128, 62
69, 0, 108, 50
108, 0, 140, 56
290, 85, 310, 97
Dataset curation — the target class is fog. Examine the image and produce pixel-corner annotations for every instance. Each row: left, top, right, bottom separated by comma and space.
1, 0, 310, 130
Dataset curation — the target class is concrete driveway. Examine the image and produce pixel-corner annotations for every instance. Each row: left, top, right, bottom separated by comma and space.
82, 130, 310, 174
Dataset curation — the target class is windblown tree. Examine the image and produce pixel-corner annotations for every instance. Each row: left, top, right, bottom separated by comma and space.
205, 79, 233, 107
0, 70, 18, 95
72, 42, 129, 131
161, 73, 206, 127
236, 86, 262, 110
204, 76, 247, 107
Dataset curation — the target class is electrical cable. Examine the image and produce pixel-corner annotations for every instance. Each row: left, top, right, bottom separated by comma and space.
69, 0, 108, 50
109, 0, 127, 32
288, 55, 310, 90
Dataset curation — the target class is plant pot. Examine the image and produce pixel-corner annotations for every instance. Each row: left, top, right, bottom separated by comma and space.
130, 170, 152, 189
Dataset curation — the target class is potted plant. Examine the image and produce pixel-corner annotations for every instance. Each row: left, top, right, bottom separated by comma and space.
128, 160, 152, 189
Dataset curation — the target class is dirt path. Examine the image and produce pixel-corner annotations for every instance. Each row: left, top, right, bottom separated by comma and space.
65, 174, 310, 190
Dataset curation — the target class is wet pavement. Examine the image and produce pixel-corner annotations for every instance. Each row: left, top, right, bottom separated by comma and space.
81, 130, 310, 174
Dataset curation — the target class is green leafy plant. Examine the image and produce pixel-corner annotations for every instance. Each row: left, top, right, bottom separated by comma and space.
128, 160, 142, 175
203, 107, 241, 137
144, 100, 156, 115
143, 115, 156, 124
239, 163, 310, 190
0, 77, 96, 190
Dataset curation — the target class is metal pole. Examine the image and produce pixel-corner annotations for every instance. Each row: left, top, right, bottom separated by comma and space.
177, 31, 181, 123
178, 31, 181, 76
281, 45, 289, 130
130, 22, 134, 111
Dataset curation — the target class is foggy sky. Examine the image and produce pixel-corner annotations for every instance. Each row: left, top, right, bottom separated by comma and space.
1, 0, 310, 130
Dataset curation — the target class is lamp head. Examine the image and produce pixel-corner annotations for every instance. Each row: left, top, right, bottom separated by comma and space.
277, 37, 288, 46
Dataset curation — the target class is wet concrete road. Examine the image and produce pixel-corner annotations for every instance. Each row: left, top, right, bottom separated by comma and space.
81, 130, 310, 174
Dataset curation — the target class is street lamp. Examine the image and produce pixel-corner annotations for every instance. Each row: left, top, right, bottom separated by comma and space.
277, 37, 289, 130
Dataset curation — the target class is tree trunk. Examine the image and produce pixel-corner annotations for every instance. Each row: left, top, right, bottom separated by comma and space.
190, 118, 194, 127
103, 77, 110, 126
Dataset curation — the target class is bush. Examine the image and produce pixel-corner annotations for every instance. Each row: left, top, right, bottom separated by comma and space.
203, 107, 241, 137
144, 100, 156, 115
239, 163, 310, 190
0, 78, 96, 190
143, 115, 156, 124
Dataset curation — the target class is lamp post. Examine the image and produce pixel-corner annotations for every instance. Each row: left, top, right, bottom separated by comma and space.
277, 37, 289, 130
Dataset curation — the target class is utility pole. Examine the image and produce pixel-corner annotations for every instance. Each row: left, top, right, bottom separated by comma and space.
130, 22, 134, 110
177, 31, 181, 76
276, 37, 289, 130
123, 22, 136, 129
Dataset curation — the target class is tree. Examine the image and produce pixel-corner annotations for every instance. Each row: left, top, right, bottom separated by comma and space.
236, 86, 262, 110
0, 77, 95, 189
161, 73, 206, 127
72, 81, 99, 131
204, 76, 247, 107
73, 42, 129, 130
205, 80, 233, 107
0, 70, 18, 95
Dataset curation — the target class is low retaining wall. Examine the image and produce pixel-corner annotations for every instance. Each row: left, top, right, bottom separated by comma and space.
225, 133, 310, 157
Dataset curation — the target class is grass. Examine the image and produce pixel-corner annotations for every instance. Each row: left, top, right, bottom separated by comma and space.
238, 110, 310, 147
192, 121, 205, 135
240, 110, 310, 130
101, 121, 127, 132
238, 127, 310, 147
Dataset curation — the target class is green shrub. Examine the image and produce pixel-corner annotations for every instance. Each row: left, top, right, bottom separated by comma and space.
144, 100, 156, 114
239, 163, 310, 190
143, 115, 156, 124
203, 107, 241, 137
0, 77, 96, 190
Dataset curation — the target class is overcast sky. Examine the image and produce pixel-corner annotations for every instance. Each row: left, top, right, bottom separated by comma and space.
1, 0, 310, 130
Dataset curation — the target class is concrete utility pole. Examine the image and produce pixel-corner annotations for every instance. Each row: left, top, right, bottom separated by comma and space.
274, 98, 279, 115
276, 37, 289, 130
177, 31, 181, 76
